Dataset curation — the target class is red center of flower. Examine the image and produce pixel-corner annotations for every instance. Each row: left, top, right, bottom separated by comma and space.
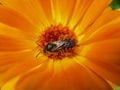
36, 24, 78, 59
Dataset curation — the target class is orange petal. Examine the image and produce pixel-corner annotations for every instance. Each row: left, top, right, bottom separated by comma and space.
38, 0, 55, 24
0, 50, 40, 87
74, 0, 112, 35
68, 0, 93, 29
15, 60, 54, 90
48, 0, 77, 25
0, 61, 39, 87
80, 22, 120, 45
15, 58, 112, 90
1, 76, 20, 90
0, 50, 35, 65
83, 60, 120, 86
1, 0, 50, 26
67, 57, 112, 90
80, 38, 120, 64
0, 23, 32, 40
80, 38, 120, 84
0, 35, 35, 51
79, 10, 120, 44
0, 6, 38, 38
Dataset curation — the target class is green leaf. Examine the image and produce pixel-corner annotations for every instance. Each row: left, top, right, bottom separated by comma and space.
114, 86, 120, 90
110, 0, 120, 10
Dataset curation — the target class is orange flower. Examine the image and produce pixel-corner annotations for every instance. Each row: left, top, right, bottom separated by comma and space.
0, 0, 120, 90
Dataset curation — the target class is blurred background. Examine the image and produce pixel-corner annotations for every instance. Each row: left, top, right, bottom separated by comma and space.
110, 0, 120, 90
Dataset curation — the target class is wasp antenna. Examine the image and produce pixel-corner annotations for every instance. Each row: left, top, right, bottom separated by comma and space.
36, 52, 41, 58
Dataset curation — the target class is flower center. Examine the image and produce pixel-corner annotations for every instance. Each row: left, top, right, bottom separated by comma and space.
36, 24, 78, 60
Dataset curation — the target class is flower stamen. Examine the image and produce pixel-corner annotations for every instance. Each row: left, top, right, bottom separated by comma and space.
36, 24, 78, 60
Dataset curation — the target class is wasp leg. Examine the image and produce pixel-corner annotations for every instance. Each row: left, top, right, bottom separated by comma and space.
58, 36, 64, 40
36, 41, 43, 48
60, 50, 65, 56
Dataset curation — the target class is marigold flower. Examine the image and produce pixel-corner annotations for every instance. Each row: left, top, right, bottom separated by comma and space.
0, 0, 120, 90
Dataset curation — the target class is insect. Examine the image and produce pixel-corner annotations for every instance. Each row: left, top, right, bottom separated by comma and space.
44, 39, 76, 53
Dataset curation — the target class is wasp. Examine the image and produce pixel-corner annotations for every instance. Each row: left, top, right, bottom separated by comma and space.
44, 39, 76, 53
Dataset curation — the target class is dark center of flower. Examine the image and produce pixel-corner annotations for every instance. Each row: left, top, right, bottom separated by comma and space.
36, 24, 78, 60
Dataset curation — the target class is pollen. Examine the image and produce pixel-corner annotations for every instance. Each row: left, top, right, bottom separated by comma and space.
36, 24, 78, 60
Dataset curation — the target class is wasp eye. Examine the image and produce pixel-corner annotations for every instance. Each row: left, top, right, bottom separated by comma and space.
47, 43, 54, 50
44, 43, 56, 52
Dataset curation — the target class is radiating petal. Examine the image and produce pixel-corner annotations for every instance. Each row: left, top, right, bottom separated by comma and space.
0, 50, 34, 65
0, 23, 32, 40
80, 38, 120, 64
0, 50, 40, 87
79, 38, 120, 84
15, 60, 54, 90
0, 0, 51, 27
38, 0, 55, 24
0, 35, 35, 51
0, 6, 38, 38
79, 10, 120, 44
68, 0, 93, 29
49, 0, 77, 25
15, 58, 112, 90
1, 76, 20, 90
83, 60, 120, 86
74, 0, 112, 35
